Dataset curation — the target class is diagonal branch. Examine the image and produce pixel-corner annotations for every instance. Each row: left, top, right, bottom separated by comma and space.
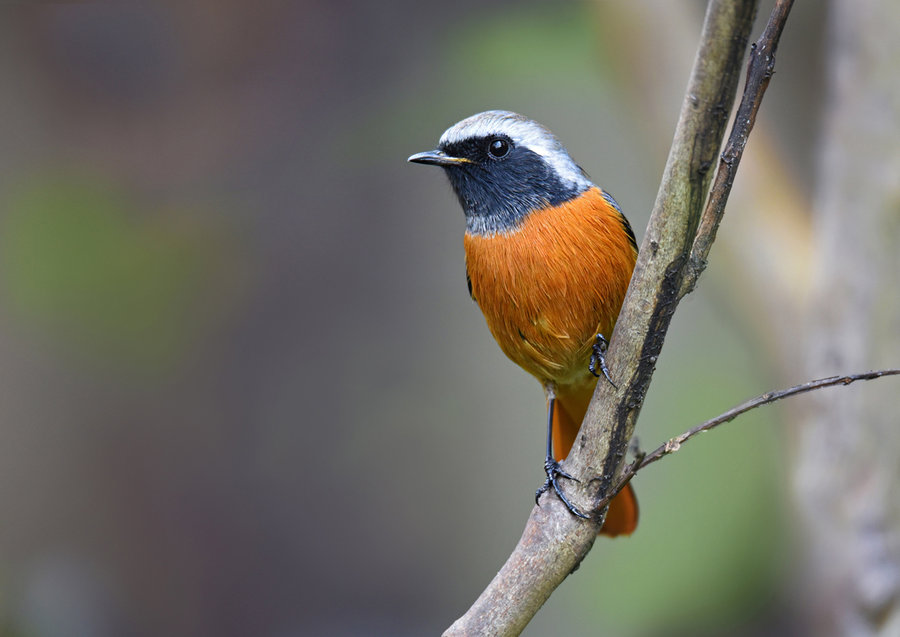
568, 0, 764, 508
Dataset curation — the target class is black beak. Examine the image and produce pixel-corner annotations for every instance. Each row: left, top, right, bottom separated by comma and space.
407, 150, 472, 167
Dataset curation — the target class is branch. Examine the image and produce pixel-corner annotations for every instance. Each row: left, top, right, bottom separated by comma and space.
599, 369, 900, 509
444, 1, 783, 636
681, 0, 796, 296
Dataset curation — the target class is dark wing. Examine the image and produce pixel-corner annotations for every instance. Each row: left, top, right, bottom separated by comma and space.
601, 189, 638, 253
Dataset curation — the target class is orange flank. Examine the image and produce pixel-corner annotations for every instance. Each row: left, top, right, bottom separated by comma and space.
464, 187, 639, 536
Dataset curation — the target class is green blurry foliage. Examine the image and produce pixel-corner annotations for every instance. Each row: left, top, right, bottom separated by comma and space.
0, 175, 239, 370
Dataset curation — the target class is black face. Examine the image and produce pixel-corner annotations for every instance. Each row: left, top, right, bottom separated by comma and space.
437, 135, 586, 235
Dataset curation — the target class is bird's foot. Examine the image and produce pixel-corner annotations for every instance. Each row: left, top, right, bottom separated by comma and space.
589, 333, 617, 388
535, 456, 590, 519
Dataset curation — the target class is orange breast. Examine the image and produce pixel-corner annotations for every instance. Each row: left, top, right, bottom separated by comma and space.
464, 187, 637, 387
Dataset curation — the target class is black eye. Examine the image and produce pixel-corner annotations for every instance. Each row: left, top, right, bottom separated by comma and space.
487, 137, 510, 158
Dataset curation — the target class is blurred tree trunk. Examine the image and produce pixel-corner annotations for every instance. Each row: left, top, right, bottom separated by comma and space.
795, 0, 900, 634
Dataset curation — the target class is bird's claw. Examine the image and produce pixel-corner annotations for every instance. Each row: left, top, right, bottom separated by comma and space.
535, 456, 590, 519
589, 333, 617, 388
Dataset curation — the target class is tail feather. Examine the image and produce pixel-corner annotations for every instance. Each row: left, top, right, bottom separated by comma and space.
553, 386, 639, 537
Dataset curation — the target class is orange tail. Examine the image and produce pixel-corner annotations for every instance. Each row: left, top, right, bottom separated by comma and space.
553, 385, 638, 537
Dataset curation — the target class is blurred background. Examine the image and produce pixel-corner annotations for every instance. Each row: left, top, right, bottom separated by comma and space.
0, 2, 875, 636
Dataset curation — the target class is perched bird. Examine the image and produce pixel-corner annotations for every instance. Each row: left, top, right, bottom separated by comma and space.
409, 110, 638, 536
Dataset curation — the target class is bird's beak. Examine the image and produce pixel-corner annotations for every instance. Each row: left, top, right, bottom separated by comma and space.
407, 150, 472, 167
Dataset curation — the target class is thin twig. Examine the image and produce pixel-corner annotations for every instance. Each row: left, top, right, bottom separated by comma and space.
597, 369, 900, 509
681, 0, 795, 296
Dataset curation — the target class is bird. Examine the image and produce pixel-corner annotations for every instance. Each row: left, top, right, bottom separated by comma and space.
408, 110, 638, 537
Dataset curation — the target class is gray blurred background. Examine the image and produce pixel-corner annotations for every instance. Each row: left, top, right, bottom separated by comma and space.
0, 2, 831, 636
